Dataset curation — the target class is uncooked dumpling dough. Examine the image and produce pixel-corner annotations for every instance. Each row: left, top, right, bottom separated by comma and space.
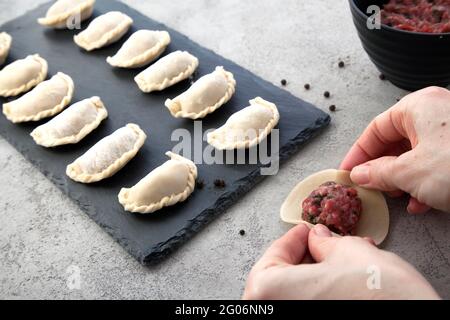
0, 32, 12, 65
31, 96, 108, 147
66, 123, 146, 183
106, 30, 171, 68
3, 72, 74, 123
280, 169, 389, 245
207, 97, 280, 150
0, 54, 48, 97
134, 50, 199, 93
165, 66, 236, 119
118, 152, 198, 214
38, 0, 96, 29
74, 11, 133, 51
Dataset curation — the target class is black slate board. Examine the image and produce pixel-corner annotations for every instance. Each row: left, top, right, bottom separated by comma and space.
0, 0, 330, 265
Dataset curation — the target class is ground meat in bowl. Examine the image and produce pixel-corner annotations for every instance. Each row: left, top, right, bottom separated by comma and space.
381, 0, 450, 33
302, 181, 362, 235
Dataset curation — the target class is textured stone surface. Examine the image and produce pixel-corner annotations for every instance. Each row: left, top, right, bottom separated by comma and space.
0, 0, 449, 299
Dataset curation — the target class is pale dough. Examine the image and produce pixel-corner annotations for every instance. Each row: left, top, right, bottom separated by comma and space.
106, 30, 171, 68
3, 72, 74, 123
165, 66, 236, 119
134, 50, 199, 93
74, 11, 133, 51
280, 169, 389, 245
118, 152, 198, 214
38, 0, 96, 29
0, 54, 48, 97
207, 97, 280, 150
31, 96, 108, 147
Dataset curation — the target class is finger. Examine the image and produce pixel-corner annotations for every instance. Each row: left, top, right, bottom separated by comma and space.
308, 224, 340, 263
253, 224, 310, 271
364, 237, 377, 246
340, 106, 407, 170
407, 197, 431, 214
350, 156, 402, 191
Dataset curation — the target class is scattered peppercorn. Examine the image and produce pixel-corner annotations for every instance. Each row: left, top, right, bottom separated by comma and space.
196, 179, 205, 190
379, 73, 386, 80
324, 91, 331, 98
338, 61, 345, 68
329, 105, 336, 112
239, 230, 245, 236
281, 79, 287, 86
304, 83, 310, 90
214, 179, 226, 188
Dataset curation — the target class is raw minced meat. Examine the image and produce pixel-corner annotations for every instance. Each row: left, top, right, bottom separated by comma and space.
381, 0, 450, 33
302, 181, 362, 235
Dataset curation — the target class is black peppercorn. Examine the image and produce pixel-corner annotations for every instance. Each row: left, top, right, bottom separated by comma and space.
214, 179, 226, 188
329, 105, 336, 112
239, 230, 245, 236
338, 61, 345, 68
281, 79, 287, 86
379, 74, 386, 80
324, 91, 330, 98
196, 179, 205, 190
304, 83, 310, 90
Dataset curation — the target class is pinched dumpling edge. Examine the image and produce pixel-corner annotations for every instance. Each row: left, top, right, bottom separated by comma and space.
0, 32, 12, 65
3, 72, 74, 123
30, 96, 108, 148
66, 123, 146, 183
118, 151, 198, 214
106, 30, 171, 68
73, 11, 133, 51
207, 97, 280, 150
0, 54, 48, 97
165, 66, 236, 120
134, 51, 199, 93
37, 0, 96, 28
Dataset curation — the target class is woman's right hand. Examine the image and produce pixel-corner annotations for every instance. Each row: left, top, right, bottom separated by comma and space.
341, 86, 450, 214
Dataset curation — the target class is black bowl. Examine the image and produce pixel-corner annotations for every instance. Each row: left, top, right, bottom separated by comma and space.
349, 0, 450, 91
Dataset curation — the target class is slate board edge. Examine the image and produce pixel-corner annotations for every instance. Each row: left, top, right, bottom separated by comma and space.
0, 1, 332, 265
142, 116, 330, 265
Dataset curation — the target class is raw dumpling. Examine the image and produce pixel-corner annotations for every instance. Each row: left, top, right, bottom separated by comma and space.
0, 32, 12, 65
66, 123, 146, 183
165, 66, 236, 119
0, 54, 48, 97
38, 0, 96, 29
74, 11, 133, 51
3, 72, 74, 123
207, 97, 280, 150
106, 30, 171, 68
280, 169, 390, 245
118, 152, 197, 214
134, 50, 199, 93
31, 96, 108, 147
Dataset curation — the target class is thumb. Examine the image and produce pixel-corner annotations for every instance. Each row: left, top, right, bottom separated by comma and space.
308, 224, 340, 262
350, 156, 401, 191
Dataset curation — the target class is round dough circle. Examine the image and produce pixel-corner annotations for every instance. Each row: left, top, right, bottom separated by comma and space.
280, 169, 389, 245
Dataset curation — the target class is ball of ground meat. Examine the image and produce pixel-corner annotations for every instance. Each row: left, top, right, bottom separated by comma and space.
302, 181, 362, 235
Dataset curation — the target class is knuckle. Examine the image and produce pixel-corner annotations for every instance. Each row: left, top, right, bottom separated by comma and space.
244, 272, 272, 300
420, 86, 450, 99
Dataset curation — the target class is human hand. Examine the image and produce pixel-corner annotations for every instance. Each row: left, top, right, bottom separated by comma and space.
243, 224, 439, 300
340, 86, 450, 214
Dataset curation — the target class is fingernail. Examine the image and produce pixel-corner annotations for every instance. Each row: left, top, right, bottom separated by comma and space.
313, 224, 332, 237
351, 165, 370, 185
